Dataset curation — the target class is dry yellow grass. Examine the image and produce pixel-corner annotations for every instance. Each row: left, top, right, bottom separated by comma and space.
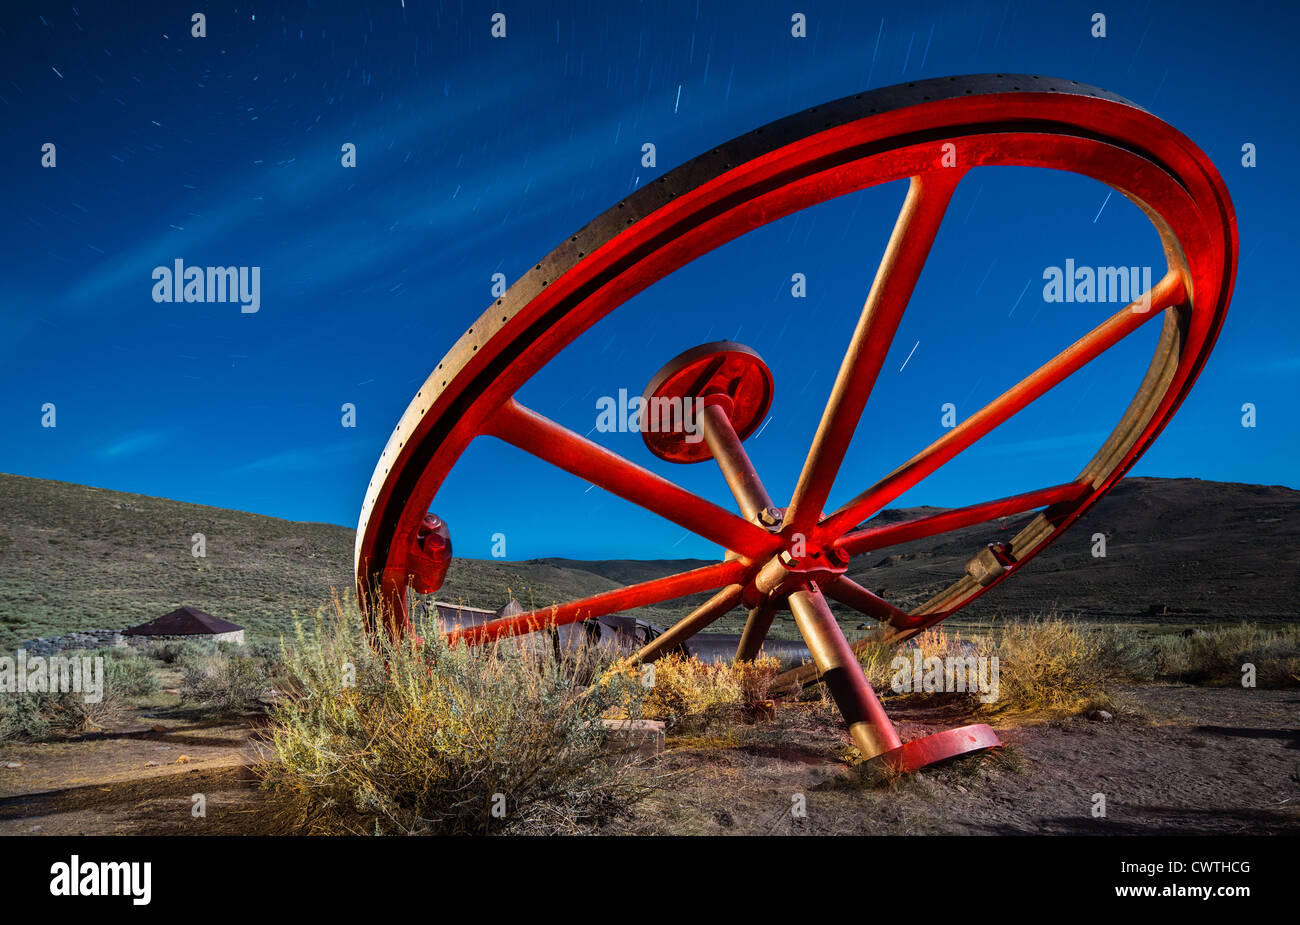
980, 618, 1117, 717
609, 653, 781, 731
261, 594, 648, 835
856, 616, 1125, 719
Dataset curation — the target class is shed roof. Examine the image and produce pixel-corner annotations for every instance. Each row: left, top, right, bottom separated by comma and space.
122, 606, 243, 636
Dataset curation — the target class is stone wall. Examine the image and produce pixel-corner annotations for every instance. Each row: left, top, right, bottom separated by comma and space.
16, 629, 127, 656
123, 629, 246, 647
14, 628, 246, 655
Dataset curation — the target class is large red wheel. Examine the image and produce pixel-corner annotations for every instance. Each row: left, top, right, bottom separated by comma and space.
355, 74, 1236, 768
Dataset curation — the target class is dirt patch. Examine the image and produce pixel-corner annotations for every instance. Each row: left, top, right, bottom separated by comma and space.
615, 685, 1300, 835
0, 685, 1295, 835
0, 715, 276, 835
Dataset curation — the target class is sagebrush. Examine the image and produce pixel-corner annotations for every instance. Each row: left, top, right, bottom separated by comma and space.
260, 594, 650, 835
612, 652, 781, 731
0, 647, 157, 739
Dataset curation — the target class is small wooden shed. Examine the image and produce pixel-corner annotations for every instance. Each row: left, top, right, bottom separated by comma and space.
122, 606, 245, 645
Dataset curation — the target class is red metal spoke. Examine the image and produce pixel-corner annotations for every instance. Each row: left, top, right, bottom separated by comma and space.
783, 170, 964, 536
822, 574, 919, 629
834, 481, 1087, 557
446, 559, 749, 646
631, 584, 743, 664
819, 271, 1185, 539
488, 398, 774, 559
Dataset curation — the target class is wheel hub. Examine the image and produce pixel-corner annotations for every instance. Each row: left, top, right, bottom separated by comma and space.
747, 546, 850, 604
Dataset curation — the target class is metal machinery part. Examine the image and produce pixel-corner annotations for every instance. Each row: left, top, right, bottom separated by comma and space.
355, 74, 1236, 772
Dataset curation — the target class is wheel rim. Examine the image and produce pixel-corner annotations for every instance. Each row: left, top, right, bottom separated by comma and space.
354, 73, 1236, 661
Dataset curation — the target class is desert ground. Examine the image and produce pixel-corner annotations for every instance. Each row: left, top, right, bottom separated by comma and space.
2, 682, 1295, 836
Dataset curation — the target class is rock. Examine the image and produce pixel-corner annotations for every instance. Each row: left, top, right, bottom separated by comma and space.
144, 761, 160, 767
162, 688, 180, 695
600, 718, 665, 759
1087, 709, 1114, 723
4, 761, 22, 769
151, 724, 168, 733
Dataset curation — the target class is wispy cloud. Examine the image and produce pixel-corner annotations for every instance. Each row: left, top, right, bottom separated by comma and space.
968, 430, 1108, 458
1253, 355, 1300, 375
96, 431, 168, 460
234, 442, 370, 474
57, 81, 526, 314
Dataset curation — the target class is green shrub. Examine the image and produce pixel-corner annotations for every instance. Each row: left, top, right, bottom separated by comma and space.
857, 632, 914, 690
34, 684, 126, 734
1149, 623, 1300, 687
261, 595, 648, 835
102, 651, 158, 697
0, 695, 49, 741
180, 652, 270, 713
246, 640, 285, 665
146, 640, 213, 665
0, 648, 155, 739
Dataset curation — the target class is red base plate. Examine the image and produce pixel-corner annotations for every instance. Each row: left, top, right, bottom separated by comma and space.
869, 723, 1001, 772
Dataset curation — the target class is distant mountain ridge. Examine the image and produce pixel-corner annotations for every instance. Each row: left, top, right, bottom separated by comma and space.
0, 472, 1295, 648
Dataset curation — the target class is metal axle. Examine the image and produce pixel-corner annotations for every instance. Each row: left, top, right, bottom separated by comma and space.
697, 386, 904, 761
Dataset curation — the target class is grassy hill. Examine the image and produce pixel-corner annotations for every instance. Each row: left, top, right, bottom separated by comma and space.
0, 473, 709, 647
838, 476, 1300, 625
1, 472, 1296, 648
0, 473, 355, 646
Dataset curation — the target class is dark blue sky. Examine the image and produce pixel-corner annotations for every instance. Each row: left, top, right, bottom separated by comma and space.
2, 1, 1296, 560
